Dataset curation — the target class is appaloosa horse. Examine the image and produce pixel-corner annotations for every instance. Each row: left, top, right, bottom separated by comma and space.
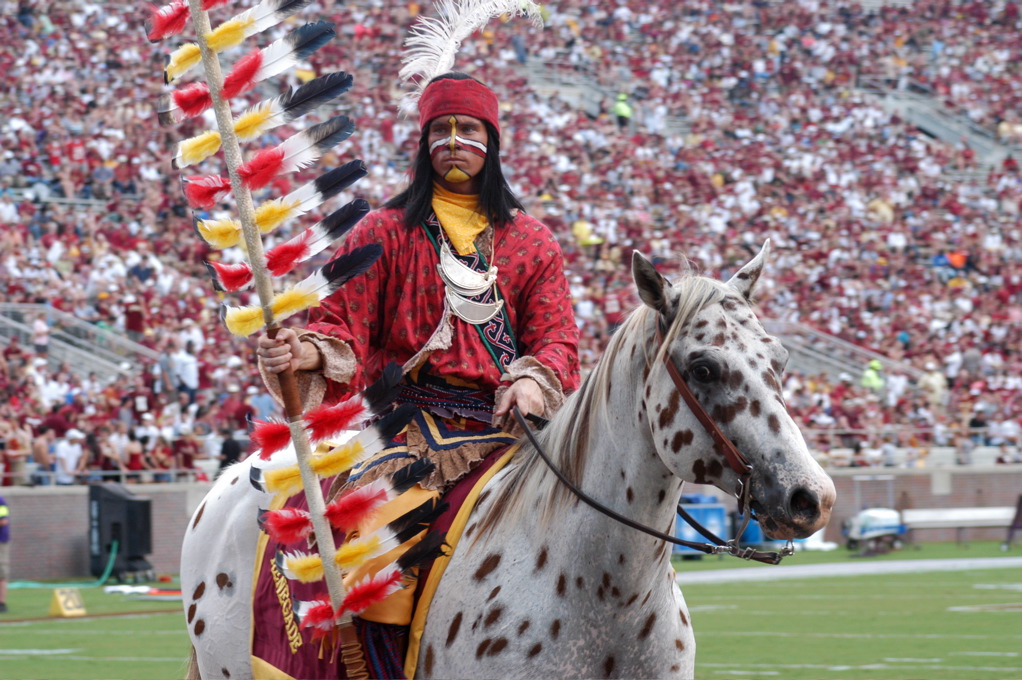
181, 243, 835, 679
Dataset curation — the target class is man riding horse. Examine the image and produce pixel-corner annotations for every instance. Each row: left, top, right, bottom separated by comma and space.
255, 71, 581, 674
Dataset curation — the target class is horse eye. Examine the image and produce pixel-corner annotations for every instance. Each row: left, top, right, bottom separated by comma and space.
690, 363, 716, 383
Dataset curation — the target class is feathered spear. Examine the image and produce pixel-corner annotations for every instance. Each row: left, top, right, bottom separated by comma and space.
171, 0, 371, 675
173, 71, 354, 168
157, 21, 336, 125
164, 0, 315, 83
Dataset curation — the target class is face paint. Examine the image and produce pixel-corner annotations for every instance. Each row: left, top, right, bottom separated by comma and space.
429, 115, 487, 183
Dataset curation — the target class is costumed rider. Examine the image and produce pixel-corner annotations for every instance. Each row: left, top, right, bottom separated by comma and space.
255, 69, 581, 629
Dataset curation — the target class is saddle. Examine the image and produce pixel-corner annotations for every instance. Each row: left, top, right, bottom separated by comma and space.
249, 445, 513, 679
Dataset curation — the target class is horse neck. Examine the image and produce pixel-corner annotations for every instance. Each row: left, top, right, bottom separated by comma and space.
526, 313, 685, 567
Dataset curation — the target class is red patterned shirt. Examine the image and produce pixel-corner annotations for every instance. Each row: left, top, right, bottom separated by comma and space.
308, 207, 580, 402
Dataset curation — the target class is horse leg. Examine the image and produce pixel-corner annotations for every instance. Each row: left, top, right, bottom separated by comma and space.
181, 459, 268, 679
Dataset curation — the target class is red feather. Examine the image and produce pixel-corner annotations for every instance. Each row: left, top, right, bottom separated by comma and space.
343, 570, 404, 615
298, 598, 338, 638
323, 485, 389, 533
252, 420, 293, 460
183, 175, 231, 209
206, 261, 253, 292
262, 507, 313, 545
265, 233, 312, 277
201, 0, 232, 8
174, 82, 213, 119
239, 148, 285, 190
303, 397, 367, 443
222, 51, 263, 99
145, 1, 189, 42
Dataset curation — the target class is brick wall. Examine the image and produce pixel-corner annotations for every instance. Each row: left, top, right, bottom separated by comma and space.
826, 466, 1022, 544
3, 467, 1021, 580
3, 483, 208, 580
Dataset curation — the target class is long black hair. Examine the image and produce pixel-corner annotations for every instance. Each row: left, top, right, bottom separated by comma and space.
384, 74, 525, 229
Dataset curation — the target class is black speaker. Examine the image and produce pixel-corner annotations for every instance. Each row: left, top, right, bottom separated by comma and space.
88, 483, 153, 579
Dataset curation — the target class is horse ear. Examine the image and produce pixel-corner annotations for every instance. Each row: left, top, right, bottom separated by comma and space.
632, 250, 670, 314
726, 240, 770, 300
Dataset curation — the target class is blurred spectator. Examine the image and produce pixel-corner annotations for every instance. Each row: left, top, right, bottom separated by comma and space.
31, 314, 49, 356
216, 427, 243, 479
150, 436, 175, 483
860, 360, 886, 393
53, 428, 86, 485
30, 426, 55, 486
248, 385, 277, 421
0, 492, 8, 612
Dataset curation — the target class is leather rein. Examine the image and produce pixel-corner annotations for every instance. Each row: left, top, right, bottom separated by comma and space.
512, 321, 793, 566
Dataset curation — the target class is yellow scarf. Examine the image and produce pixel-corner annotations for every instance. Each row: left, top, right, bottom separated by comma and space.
432, 182, 488, 255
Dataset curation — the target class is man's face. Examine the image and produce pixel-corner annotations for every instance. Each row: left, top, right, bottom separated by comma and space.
428, 114, 488, 191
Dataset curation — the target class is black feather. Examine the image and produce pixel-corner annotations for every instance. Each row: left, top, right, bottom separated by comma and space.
257, 508, 270, 532
156, 93, 176, 126
312, 160, 367, 200
250, 465, 265, 491
203, 261, 226, 293
388, 498, 449, 544
372, 403, 418, 444
387, 459, 435, 496
306, 115, 356, 153
282, 71, 354, 122
386, 496, 439, 539
265, 0, 315, 20
396, 531, 448, 572
311, 199, 370, 245
285, 21, 337, 62
362, 362, 405, 414
319, 243, 382, 295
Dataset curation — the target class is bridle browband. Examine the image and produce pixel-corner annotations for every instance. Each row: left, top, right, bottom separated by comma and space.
512, 314, 794, 566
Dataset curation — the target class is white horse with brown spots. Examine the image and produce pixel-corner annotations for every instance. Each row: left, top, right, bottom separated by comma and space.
181, 244, 835, 679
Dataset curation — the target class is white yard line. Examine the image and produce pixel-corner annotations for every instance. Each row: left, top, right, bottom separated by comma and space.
678, 557, 1022, 584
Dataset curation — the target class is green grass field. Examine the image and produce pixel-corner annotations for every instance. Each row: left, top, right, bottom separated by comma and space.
0, 542, 1019, 680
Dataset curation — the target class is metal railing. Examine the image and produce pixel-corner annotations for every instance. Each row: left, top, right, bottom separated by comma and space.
764, 319, 923, 382
0, 304, 159, 381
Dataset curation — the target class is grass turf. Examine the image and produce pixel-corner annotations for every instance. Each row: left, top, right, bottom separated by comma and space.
0, 542, 1018, 680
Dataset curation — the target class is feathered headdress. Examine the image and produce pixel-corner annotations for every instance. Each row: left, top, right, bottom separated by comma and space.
397, 0, 542, 118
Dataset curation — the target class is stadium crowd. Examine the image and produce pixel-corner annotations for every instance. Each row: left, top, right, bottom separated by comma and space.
2, 0, 1021, 484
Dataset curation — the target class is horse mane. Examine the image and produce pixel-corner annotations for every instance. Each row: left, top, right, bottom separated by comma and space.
475, 272, 730, 538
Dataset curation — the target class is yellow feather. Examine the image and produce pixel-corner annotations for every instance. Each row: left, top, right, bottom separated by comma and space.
263, 464, 303, 494
309, 441, 366, 478
286, 553, 324, 583
196, 219, 242, 250
178, 130, 223, 166
334, 535, 383, 571
255, 198, 302, 233
224, 304, 267, 337
233, 103, 275, 141
206, 17, 254, 53
165, 43, 201, 82
271, 286, 321, 322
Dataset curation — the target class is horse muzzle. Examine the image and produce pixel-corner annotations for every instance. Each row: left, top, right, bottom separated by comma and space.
752, 477, 836, 541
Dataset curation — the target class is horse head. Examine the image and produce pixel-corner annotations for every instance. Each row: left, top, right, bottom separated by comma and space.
632, 242, 835, 540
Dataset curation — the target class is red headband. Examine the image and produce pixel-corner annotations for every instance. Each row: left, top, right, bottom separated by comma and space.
417, 77, 500, 137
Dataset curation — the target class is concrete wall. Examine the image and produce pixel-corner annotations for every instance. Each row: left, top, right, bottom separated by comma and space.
3, 466, 1021, 580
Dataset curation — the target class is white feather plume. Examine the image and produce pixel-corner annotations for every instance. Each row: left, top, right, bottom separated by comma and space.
398, 0, 542, 117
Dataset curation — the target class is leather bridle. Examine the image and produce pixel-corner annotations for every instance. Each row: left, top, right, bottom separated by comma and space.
512, 317, 794, 566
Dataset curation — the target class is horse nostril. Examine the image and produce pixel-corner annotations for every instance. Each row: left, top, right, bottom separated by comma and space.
789, 487, 819, 522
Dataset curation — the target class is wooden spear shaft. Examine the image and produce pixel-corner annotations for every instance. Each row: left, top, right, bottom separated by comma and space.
183, 4, 367, 676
